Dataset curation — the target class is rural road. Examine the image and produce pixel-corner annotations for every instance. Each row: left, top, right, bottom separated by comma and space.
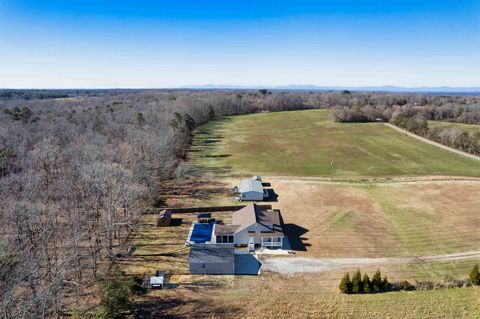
260, 250, 480, 274
384, 123, 480, 161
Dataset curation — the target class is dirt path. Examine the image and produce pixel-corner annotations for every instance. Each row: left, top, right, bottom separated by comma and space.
263, 175, 480, 186
260, 250, 480, 274
384, 123, 480, 161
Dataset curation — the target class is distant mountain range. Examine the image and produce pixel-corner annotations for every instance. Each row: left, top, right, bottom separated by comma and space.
182, 84, 480, 94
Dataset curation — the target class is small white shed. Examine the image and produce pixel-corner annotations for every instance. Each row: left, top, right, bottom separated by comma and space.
238, 178, 266, 201
150, 275, 164, 289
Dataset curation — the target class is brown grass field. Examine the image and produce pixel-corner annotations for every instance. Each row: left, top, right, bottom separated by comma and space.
262, 178, 480, 257
131, 271, 480, 318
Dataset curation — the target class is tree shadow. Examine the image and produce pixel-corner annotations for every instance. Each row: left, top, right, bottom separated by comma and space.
202, 154, 231, 158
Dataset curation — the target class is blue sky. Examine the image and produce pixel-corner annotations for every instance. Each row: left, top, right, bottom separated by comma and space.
1, 0, 479, 88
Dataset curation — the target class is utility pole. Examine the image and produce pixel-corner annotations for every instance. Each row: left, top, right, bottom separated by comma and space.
330, 160, 334, 181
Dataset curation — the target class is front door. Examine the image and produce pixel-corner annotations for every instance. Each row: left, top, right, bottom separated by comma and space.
248, 237, 255, 252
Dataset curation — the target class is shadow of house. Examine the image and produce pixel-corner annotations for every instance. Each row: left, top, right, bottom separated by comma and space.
263, 188, 279, 202
282, 224, 309, 252
235, 254, 262, 275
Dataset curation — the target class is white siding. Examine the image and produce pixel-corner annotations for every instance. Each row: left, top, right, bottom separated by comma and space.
234, 223, 270, 246
241, 191, 264, 201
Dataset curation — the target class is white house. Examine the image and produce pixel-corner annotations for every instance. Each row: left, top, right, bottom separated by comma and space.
236, 177, 268, 201
213, 204, 284, 250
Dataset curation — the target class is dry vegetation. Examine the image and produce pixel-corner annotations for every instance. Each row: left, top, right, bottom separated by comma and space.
129, 271, 480, 318
2, 90, 480, 318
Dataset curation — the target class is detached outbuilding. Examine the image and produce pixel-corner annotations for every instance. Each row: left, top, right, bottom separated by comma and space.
157, 210, 172, 227
236, 177, 268, 201
189, 245, 235, 275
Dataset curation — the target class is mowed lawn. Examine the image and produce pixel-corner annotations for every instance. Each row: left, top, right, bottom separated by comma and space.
428, 120, 480, 135
193, 109, 480, 177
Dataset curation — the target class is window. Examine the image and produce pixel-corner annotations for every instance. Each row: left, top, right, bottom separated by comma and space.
216, 235, 234, 243
202, 264, 206, 269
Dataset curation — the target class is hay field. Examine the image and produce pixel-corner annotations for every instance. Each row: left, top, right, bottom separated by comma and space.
192, 109, 480, 177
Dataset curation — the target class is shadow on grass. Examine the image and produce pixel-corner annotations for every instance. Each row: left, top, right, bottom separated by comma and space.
283, 223, 310, 252
132, 294, 243, 318
202, 154, 231, 158
264, 188, 279, 202
169, 218, 183, 227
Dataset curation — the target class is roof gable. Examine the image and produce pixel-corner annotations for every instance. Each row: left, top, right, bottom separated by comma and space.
232, 204, 283, 235
239, 178, 263, 194
189, 245, 234, 264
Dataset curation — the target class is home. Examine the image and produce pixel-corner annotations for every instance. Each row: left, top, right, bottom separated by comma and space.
235, 177, 268, 201
213, 203, 284, 250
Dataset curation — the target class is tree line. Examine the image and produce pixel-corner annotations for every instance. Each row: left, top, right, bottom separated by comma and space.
340, 264, 480, 294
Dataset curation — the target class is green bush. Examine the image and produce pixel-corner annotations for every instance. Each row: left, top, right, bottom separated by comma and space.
371, 270, 383, 293
95, 267, 137, 319
363, 274, 372, 293
469, 264, 480, 286
339, 273, 352, 294
382, 275, 390, 291
351, 270, 363, 294
339, 270, 391, 294
397, 280, 414, 291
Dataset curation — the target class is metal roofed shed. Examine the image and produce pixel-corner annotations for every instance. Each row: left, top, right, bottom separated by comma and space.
237, 177, 268, 201
149, 271, 165, 289
189, 245, 235, 275
157, 210, 172, 227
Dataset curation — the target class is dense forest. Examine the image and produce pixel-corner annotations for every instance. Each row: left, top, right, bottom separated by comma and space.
0, 90, 479, 318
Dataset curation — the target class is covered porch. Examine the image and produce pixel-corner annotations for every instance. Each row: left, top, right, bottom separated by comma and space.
248, 234, 284, 250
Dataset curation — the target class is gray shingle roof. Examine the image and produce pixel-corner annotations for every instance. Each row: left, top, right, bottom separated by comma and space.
232, 204, 284, 236
214, 224, 240, 236
189, 245, 234, 264
238, 178, 263, 194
